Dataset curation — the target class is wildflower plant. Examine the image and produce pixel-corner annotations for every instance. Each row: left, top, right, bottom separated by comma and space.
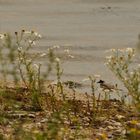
0, 30, 57, 110
16, 30, 42, 89
55, 57, 66, 101
0, 30, 75, 111
106, 48, 140, 106
83, 75, 101, 124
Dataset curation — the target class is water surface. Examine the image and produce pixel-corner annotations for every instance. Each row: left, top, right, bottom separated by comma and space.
0, 0, 140, 92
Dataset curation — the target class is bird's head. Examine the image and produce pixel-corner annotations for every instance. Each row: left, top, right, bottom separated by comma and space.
97, 80, 105, 84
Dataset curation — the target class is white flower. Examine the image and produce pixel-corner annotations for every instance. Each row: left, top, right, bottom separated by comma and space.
104, 62, 109, 65
40, 53, 46, 57
38, 34, 42, 38
124, 77, 128, 82
29, 40, 32, 43
34, 32, 42, 38
34, 64, 39, 69
55, 57, 60, 62
64, 49, 70, 53
132, 54, 135, 57
18, 47, 23, 51
68, 55, 74, 58
0, 34, 5, 39
34, 32, 38, 36
28, 40, 36, 45
24, 31, 32, 34
24, 30, 42, 38
106, 56, 112, 60
53, 45, 60, 49
110, 49, 116, 52
126, 48, 133, 53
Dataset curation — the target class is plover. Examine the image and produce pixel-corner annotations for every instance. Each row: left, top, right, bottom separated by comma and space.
97, 80, 119, 91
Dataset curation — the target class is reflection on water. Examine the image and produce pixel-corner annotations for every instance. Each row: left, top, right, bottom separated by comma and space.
0, 0, 140, 92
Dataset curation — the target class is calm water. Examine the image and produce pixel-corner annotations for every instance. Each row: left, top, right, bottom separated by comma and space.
0, 0, 140, 92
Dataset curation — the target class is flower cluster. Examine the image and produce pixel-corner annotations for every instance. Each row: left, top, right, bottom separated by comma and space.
106, 48, 135, 70
0, 34, 5, 39
106, 48, 140, 105
14, 30, 42, 49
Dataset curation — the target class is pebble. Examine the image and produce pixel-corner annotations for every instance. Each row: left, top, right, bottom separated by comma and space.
107, 126, 114, 130
114, 122, 122, 127
115, 115, 125, 120
28, 114, 35, 118
104, 120, 112, 125
113, 129, 122, 136
108, 134, 113, 139
122, 129, 127, 135
40, 118, 48, 123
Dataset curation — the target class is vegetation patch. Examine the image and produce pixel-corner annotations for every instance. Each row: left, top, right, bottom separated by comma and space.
0, 30, 140, 140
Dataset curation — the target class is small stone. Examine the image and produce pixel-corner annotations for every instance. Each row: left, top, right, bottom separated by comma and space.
40, 118, 48, 123
110, 120, 116, 123
108, 134, 113, 139
99, 127, 104, 131
113, 129, 122, 136
122, 129, 127, 135
96, 117, 106, 122
104, 120, 111, 125
107, 126, 114, 130
115, 115, 125, 120
36, 122, 41, 127
28, 114, 35, 118
114, 122, 122, 127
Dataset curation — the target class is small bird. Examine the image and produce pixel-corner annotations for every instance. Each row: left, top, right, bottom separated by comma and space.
63, 81, 82, 89
97, 80, 119, 91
